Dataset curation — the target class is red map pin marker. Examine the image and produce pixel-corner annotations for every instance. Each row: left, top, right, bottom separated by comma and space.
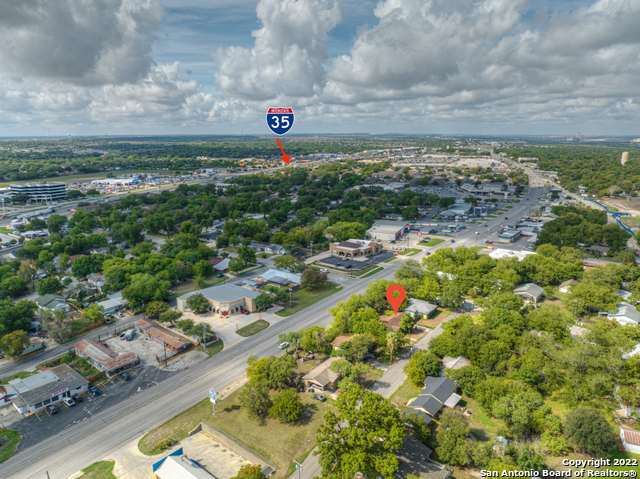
386, 284, 406, 315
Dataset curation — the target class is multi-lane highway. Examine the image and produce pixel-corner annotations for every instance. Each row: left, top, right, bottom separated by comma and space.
0, 162, 547, 479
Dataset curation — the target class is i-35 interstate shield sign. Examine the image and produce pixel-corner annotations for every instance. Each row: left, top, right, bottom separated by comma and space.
266, 108, 294, 135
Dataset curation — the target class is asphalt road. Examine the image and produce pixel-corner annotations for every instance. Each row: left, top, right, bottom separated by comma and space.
3, 179, 545, 479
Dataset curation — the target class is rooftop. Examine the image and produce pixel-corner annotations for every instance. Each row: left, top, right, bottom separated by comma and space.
75, 339, 139, 372
514, 283, 544, 298
303, 357, 344, 388
611, 302, 640, 324
405, 299, 438, 315
421, 376, 458, 403
394, 435, 452, 479
12, 364, 88, 407
177, 284, 261, 304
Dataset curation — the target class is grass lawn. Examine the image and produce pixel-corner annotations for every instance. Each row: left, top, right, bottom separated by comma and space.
399, 248, 422, 256
77, 460, 117, 479
382, 257, 398, 263
505, 205, 514, 209
0, 429, 20, 463
360, 266, 384, 278
459, 396, 504, 438
197, 339, 224, 357
389, 377, 423, 409
0, 370, 35, 384
138, 387, 335, 479
420, 238, 446, 247
0, 227, 14, 235
236, 320, 270, 337
276, 282, 342, 317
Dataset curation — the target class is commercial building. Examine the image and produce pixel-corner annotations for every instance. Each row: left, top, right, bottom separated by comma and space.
75, 339, 140, 377
365, 220, 408, 241
176, 284, 261, 315
329, 239, 383, 257
91, 178, 138, 185
439, 203, 472, 219
496, 230, 521, 243
9, 364, 89, 414
134, 319, 192, 352
10, 182, 66, 202
96, 297, 128, 314
256, 268, 301, 287
152, 448, 216, 479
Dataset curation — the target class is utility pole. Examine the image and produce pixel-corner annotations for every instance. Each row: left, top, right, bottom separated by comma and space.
294, 460, 303, 479
289, 287, 293, 307
573, 300, 578, 321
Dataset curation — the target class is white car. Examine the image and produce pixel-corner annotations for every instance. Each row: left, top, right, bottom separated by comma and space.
475, 232, 479, 235
63, 397, 76, 407
278, 341, 290, 349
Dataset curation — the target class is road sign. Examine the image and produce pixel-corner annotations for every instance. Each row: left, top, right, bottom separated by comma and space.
417, 232, 422, 237
266, 108, 294, 135
209, 388, 217, 398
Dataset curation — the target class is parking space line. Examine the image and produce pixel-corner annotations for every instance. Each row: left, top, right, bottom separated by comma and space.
35, 412, 42, 421
209, 452, 232, 457
226, 461, 251, 468
45, 410, 51, 417
219, 456, 239, 462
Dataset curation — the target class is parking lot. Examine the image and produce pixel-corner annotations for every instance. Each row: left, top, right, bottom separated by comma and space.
318, 250, 396, 270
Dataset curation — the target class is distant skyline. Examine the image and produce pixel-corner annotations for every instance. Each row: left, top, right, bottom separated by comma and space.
0, 0, 639, 137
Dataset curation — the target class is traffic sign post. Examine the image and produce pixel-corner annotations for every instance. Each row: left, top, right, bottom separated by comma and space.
210, 396, 217, 415
266, 108, 294, 135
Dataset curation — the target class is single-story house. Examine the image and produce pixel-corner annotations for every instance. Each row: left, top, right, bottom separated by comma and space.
35, 294, 70, 312
134, 319, 191, 352
329, 239, 383, 258
394, 435, 452, 479
96, 297, 128, 314
21, 338, 44, 356
582, 258, 622, 271
409, 376, 460, 418
606, 302, 640, 326
302, 357, 344, 391
559, 279, 579, 293
513, 283, 544, 303
404, 299, 438, 319
9, 364, 89, 414
257, 268, 301, 287
380, 313, 404, 332
620, 428, 640, 455
265, 244, 288, 255
210, 258, 229, 272
75, 339, 140, 377
176, 284, 261, 315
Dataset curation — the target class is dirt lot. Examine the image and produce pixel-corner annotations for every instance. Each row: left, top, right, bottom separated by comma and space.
600, 196, 640, 215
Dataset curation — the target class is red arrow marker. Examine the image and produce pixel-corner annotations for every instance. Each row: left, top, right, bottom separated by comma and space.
276, 138, 290, 165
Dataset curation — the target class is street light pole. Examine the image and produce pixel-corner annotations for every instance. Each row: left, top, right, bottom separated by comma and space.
294, 460, 303, 479
289, 287, 293, 307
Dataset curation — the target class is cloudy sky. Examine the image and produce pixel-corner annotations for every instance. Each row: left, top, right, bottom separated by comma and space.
1, 0, 639, 136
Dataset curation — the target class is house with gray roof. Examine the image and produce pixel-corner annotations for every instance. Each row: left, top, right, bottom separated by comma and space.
302, 357, 344, 391
35, 294, 70, 312
606, 302, 640, 326
404, 298, 438, 319
513, 283, 544, 303
409, 376, 460, 418
394, 435, 453, 479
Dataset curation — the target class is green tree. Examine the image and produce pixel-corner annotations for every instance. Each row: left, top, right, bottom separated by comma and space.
301, 268, 327, 290
0, 276, 27, 297
399, 313, 415, 334
436, 409, 471, 466
386, 331, 399, 363
186, 293, 209, 313
540, 415, 571, 456
37, 277, 63, 296
0, 299, 37, 337
300, 326, 331, 353
269, 389, 303, 423
81, 302, 104, 324
238, 245, 257, 265
564, 407, 617, 455
273, 254, 300, 271
315, 385, 405, 479
0, 330, 30, 358
403, 350, 441, 386
228, 257, 245, 274
158, 310, 182, 323
394, 259, 424, 282
255, 293, 275, 311
403, 411, 431, 446
145, 301, 169, 318
121, 273, 170, 307
231, 465, 266, 479
239, 382, 272, 418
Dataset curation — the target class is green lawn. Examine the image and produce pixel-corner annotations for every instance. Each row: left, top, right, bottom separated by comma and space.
138, 387, 335, 479
382, 257, 398, 263
276, 282, 342, 317
399, 248, 422, 256
360, 266, 384, 278
236, 320, 270, 337
197, 339, 224, 357
420, 238, 446, 247
389, 377, 423, 409
0, 429, 20, 463
77, 460, 117, 479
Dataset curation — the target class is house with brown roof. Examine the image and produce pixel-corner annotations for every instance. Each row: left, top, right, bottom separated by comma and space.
620, 428, 640, 455
134, 319, 192, 352
75, 339, 140, 377
380, 313, 404, 332
302, 357, 345, 391
329, 239, 382, 257
330, 334, 357, 349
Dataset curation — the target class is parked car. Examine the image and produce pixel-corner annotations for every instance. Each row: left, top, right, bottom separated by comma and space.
63, 397, 75, 407
72, 394, 83, 403
278, 341, 290, 349
450, 239, 455, 243
345, 265, 351, 269
47, 405, 59, 414
90, 386, 100, 396
217, 273, 224, 278
103, 317, 112, 324
121, 373, 130, 381
116, 312, 124, 317
475, 232, 479, 235
311, 394, 326, 402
